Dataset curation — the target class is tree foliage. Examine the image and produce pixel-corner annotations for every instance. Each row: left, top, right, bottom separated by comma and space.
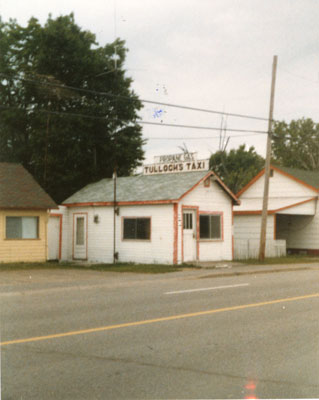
209, 145, 264, 194
272, 118, 319, 171
0, 14, 144, 203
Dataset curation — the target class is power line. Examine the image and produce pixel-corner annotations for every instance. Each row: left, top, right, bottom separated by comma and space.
140, 121, 268, 134
0, 72, 271, 122
145, 133, 265, 140
0, 104, 107, 121
0, 104, 269, 134
279, 67, 319, 86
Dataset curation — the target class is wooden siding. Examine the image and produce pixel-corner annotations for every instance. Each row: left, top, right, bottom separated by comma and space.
234, 215, 275, 241
180, 177, 233, 262
118, 204, 174, 264
0, 209, 48, 263
53, 176, 234, 264
58, 204, 174, 264
234, 239, 286, 260
276, 201, 319, 250
235, 168, 319, 253
240, 169, 316, 200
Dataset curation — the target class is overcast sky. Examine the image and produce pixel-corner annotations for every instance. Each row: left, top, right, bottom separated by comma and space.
1, 0, 318, 162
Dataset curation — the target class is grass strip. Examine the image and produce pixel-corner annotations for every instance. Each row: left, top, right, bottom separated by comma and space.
0, 261, 199, 273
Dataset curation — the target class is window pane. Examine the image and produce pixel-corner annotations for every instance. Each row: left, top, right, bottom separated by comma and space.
6, 217, 38, 239
22, 217, 38, 239
199, 215, 210, 239
210, 215, 221, 239
183, 213, 193, 229
123, 218, 150, 240
76, 217, 85, 245
123, 219, 136, 239
6, 217, 22, 239
199, 214, 222, 239
137, 218, 150, 239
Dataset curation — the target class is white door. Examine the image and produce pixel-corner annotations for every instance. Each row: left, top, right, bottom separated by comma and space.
73, 214, 87, 260
183, 211, 197, 261
48, 216, 60, 260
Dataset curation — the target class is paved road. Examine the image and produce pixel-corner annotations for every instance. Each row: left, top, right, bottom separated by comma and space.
1, 266, 319, 399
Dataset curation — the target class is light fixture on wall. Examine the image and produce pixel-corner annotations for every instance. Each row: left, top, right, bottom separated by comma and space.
94, 214, 100, 223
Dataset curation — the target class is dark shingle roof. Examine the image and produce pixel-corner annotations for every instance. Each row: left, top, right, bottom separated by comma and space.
0, 163, 57, 209
63, 171, 210, 204
274, 165, 319, 190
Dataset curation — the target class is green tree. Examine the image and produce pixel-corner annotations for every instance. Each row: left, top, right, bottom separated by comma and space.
0, 14, 144, 203
209, 145, 264, 194
272, 118, 319, 171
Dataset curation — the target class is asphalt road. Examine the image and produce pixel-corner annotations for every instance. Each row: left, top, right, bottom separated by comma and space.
1, 266, 319, 399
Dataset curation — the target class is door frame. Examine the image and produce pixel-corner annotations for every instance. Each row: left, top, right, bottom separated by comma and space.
181, 205, 199, 262
72, 212, 88, 260
49, 213, 63, 260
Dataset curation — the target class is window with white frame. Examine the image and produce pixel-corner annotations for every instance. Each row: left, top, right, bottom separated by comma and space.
6, 216, 39, 239
199, 214, 222, 240
123, 218, 150, 240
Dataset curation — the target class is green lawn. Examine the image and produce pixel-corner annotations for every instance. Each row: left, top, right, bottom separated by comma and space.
0, 261, 199, 273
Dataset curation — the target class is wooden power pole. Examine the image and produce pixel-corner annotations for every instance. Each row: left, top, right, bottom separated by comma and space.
259, 55, 278, 261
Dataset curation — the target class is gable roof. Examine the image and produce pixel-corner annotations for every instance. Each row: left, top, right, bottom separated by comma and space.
237, 165, 319, 197
272, 165, 319, 190
0, 163, 57, 209
63, 170, 239, 205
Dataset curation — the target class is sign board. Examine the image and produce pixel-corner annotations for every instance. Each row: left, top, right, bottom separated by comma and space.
143, 158, 209, 175
154, 152, 197, 164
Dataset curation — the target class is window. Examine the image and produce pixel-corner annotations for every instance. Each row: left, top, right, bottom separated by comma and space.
183, 213, 193, 229
123, 218, 150, 240
199, 214, 222, 240
6, 217, 39, 239
76, 217, 85, 245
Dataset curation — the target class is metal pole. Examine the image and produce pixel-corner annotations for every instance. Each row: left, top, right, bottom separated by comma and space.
259, 55, 278, 261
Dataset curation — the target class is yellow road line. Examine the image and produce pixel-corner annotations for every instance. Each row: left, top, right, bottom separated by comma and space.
1, 293, 318, 347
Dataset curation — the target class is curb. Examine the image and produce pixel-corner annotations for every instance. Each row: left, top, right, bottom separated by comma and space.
197, 265, 314, 279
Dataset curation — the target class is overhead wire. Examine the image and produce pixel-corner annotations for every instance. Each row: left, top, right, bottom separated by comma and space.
139, 120, 268, 134
0, 104, 269, 136
0, 72, 272, 122
145, 133, 265, 140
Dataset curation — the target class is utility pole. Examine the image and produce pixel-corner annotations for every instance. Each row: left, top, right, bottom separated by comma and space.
259, 55, 278, 261
113, 166, 117, 264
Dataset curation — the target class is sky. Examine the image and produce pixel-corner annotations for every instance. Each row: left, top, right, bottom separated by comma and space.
1, 0, 318, 163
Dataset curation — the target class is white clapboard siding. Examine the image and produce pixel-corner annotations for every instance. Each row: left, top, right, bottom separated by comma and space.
181, 178, 233, 262
234, 215, 275, 241
117, 204, 174, 264
234, 239, 286, 260
277, 203, 319, 250
48, 216, 60, 260
50, 174, 235, 264
240, 169, 316, 200
235, 168, 319, 254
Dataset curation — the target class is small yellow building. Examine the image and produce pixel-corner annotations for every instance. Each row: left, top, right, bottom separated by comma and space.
0, 163, 57, 263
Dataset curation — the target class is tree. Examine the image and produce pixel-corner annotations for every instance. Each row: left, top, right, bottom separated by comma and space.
0, 14, 144, 203
272, 118, 319, 171
209, 145, 264, 194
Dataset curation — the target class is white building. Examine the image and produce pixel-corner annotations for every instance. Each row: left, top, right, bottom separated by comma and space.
234, 165, 319, 258
49, 169, 239, 264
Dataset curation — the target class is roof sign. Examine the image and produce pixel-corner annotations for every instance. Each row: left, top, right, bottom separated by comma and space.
154, 152, 197, 164
143, 157, 209, 175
